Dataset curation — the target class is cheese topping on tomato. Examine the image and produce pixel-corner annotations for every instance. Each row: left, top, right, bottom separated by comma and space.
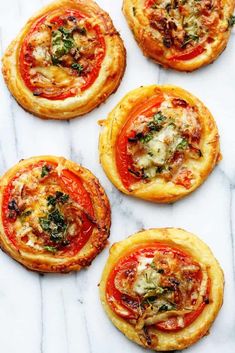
19, 9, 106, 99
2, 162, 94, 256
145, 0, 229, 56
125, 95, 201, 188
106, 245, 209, 346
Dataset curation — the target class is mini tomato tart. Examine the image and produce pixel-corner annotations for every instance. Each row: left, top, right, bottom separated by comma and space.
99, 85, 221, 203
123, 0, 235, 71
2, 0, 126, 120
0, 156, 111, 272
99, 228, 224, 351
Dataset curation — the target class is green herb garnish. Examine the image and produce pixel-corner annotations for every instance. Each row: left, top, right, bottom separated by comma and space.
41, 165, 51, 178
44, 245, 57, 253
228, 15, 235, 27
51, 26, 75, 60
140, 133, 153, 144
39, 209, 67, 243
153, 111, 166, 125
177, 138, 188, 150
47, 191, 69, 207
159, 303, 175, 312
71, 63, 83, 75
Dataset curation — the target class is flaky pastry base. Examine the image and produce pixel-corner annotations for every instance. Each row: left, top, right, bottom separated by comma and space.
0, 155, 111, 273
123, 0, 235, 71
99, 85, 221, 203
99, 228, 224, 351
2, 0, 126, 120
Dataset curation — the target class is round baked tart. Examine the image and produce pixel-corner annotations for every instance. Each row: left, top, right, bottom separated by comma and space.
2, 0, 126, 120
99, 228, 224, 351
0, 156, 111, 273
99, 85, 221, 203
123, 0, 235, 71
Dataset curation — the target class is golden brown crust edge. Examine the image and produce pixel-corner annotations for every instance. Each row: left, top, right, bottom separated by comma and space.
0, 155, 111, 273
2, 0, 126, 120
99, 85, 221, 203
99, 228, 224, 351
122, 0, 235, 71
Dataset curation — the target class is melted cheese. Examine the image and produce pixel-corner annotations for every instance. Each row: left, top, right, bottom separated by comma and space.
31, 66, 75, 86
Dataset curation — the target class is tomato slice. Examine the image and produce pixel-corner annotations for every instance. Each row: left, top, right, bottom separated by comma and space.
169, 45, 205, 61
106, 244, 208, 331
19, 10, 106, 100
115, 93, 164, 189
2, 161, 94, 255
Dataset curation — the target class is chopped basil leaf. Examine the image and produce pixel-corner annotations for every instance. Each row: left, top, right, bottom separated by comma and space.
41, 165, 51, 178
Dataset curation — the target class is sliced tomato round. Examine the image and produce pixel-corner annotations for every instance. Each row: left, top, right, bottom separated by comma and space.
115, 93, 164, 189
106, 244, 208, 331
19, 10, 106, 100
169, 45, 205, 61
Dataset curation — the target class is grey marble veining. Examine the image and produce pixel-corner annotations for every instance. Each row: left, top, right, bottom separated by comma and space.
0, 1, 235, 352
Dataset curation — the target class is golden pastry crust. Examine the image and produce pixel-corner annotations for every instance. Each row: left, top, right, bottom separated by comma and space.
99, 228, 224, 351
2, 0, 126, 120
0, 155, 111, 273
99, 85, 221, 203
123, 0, 235, 71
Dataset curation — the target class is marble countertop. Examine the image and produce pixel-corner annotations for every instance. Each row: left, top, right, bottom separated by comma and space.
0, 1, 235, 352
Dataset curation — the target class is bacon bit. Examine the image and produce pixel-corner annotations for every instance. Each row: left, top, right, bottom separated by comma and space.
172, 98, 188, 108
174, 169, 194, 189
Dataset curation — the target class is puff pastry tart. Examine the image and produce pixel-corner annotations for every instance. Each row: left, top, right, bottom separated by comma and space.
0, 156, 111, 272
99, 85, 221, 203
100, 228, 224, 351
123, 0, 235, 71
2, 0, 126, 120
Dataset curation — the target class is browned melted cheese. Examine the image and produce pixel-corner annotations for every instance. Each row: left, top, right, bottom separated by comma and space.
145, 0, 227, 51
126, 95, 201, 187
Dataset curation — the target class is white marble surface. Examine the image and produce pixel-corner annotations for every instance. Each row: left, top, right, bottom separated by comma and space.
0, 1, 235, 352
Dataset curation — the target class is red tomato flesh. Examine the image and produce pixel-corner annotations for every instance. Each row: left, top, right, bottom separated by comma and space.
115, 93, 164, 190
19, 10, 105, 100
106, 244, 208, 332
